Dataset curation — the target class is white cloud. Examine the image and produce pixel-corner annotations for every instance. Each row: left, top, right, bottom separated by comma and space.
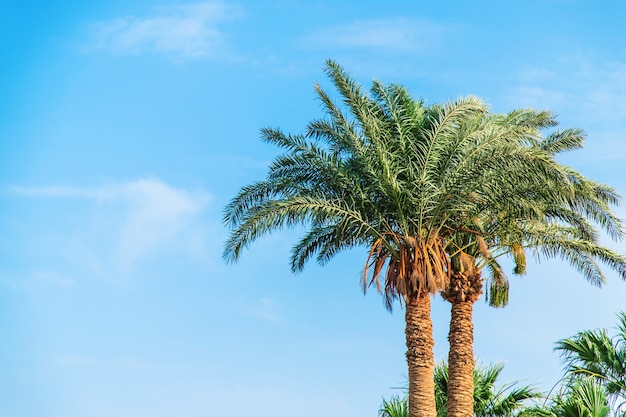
502, 59, 626, 165
506, 59, 626, 123
114, 180, 207, 267
13, 179, 213, 275
81, 1, 243, 59
33, 271, 77, 288
220, 154, 271, 172
55, 354, 156, 373
12, 185, 108, 199
303, 18, 453, 51
247, 297, 282, 323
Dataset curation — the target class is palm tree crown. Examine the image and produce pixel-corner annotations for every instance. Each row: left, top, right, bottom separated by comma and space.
224, 61, 575, 308
223, 60, 585, 417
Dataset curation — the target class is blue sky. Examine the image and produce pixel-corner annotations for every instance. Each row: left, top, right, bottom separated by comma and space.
2, 1, 626, 416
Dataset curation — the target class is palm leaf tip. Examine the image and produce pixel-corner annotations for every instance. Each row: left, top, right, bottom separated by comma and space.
379, 396, 408, 417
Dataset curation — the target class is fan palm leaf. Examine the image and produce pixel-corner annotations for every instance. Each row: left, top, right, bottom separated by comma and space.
556, 312, 626, 413
433, 361, 541, 417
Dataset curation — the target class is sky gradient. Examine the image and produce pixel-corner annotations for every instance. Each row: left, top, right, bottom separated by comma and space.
2, 1, 626, 416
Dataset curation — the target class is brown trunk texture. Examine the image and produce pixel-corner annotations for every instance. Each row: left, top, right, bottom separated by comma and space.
447, 300, 474, 417
405, 294, 437, 417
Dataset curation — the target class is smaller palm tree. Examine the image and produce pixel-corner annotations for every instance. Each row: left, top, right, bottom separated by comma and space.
555, 311, 626, 413
434, 361, 541, 417
524, 378, 610, 417
380, 361, 540, 417
380, 396, 410, 417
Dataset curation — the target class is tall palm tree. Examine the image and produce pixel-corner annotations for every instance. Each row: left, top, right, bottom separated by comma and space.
223, 61, 573, 417
441, 121, 626, 417
555, 311, 626, 413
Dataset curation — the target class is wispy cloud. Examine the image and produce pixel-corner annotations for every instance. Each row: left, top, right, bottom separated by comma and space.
12, 184, 110, 199
13, 179, 213, 275
81, 1, 243, 60
247, 298, 282, 323
0, 270, 77, 292
114, 180, 208, 267
33, 271, 77, 288
506, 58, 626, 123
302, 18, 453, 51
55, 354, 156, 374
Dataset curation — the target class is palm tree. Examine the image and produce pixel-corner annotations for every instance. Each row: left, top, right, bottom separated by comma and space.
223, 61, 573, 417
555, 311, 626, 413
553, 378, 611, 417
525, 378, 610, 417
382, 361, 540, 417
441, 120, 626, 417
434, 361, 541, 417
380, 396, 410, 417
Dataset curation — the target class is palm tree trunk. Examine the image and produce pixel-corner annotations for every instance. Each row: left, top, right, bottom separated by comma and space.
406, 293, 437, 417
447, 300, 474, 417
